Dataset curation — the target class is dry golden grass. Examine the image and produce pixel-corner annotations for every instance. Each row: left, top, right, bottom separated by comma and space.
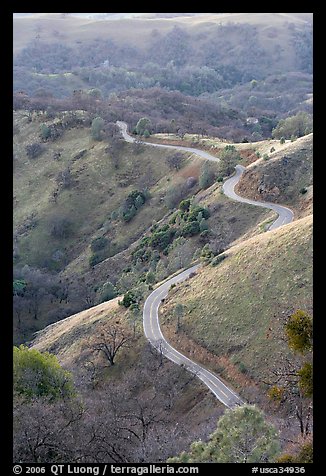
235, 134, 313, 218
31, 298, 122, 366
13, 13, 312, 57
160, 214, 313, 386
13, 110, 191, 272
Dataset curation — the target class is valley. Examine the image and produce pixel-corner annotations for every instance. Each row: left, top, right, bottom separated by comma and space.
12, 12, 313, 465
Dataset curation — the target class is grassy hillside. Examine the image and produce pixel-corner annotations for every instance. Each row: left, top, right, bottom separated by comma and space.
13, 109, 190, 271
13, 12, 312, 119
160, 215, 313, 394
14, 108, 277, 344
236, 134, 313, 218
153, 132, 313, 218
13, 12, 312, 58
29, 294, 223, 462
151, 132, 296, 161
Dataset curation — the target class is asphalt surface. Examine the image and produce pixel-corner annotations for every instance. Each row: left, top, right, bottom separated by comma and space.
117, 120, 294, 407
143, 265, 244, 408
116, 121, 220, 162
222, 164, 294, 230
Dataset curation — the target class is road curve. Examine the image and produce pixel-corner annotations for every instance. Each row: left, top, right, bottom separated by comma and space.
222, 164, 294, 230
143, 265, 244, 408
117, 120, 294, 407
116, 121, 220, 162
116, 121, 294, 230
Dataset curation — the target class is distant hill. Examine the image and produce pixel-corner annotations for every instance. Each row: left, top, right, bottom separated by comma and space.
13, 12, 312, 125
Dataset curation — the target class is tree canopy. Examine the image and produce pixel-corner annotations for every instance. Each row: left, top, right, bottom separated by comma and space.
285, 309, 313, 354
168, 404, 280, 463
13, 345, 75, 401
272, 112, 313, 139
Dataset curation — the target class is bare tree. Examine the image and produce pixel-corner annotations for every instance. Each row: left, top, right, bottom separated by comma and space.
166, 152, 184, 171
13, 397, 85, 463
105, 136, 125, 168
25, 143, 44, 159
263, 313, 313, 438
93, 326, 133, 366
265, 354, 313, 438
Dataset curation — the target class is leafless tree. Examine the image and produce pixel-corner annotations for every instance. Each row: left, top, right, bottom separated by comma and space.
13, 397, 85, 463
166, 152, 184, 171
92, 326, 133, 366
56, 166, 74, 189
262, 314, 313, 439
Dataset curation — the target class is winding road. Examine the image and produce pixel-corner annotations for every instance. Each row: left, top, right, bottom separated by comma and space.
117, 121, 294, 408
117, 121, 220, 162
222, 165, 294, 231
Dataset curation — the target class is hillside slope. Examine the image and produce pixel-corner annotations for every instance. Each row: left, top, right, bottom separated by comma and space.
160, 214, 313, 394
29, 293, 223, 462
236, 134, 313, 218
14, 109, 275, 344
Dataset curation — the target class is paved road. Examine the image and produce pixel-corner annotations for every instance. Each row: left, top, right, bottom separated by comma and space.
116, 121, 220, 162
116, 122, 293, 231
222, 164, 294, 230
117, 120, 294, 407
143, 265, 244, 408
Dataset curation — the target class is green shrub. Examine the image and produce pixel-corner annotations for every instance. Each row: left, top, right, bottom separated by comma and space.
200, 244, 214, 263
120, 290, 138, 308
272, 112, 313, 140
180, 220, 200, 237
143, 129, 150, 138
97, 281, 118, 303
297, 442, 313, 463
276, 454, 296, 463
179, 199, 191, 213
199, 162, 216, 189
211, 254, 227, 266
285, 309, 312, 353
91, 236, 109, 252
149, 226, 175, 251
238, 362, 248, 374
298, 362, 313, 397
122, 205, 137, 222
13, 279, 27, 296
89, 252, 103, 267
91, 116, 105, 141
111, 210, 119, 221
186, 205, 210, 222
145, 271, 156, 285
121, 190, 146, 222
13, 345, 75, 400
199, 218, 209, 232
40, 123, 51, 140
